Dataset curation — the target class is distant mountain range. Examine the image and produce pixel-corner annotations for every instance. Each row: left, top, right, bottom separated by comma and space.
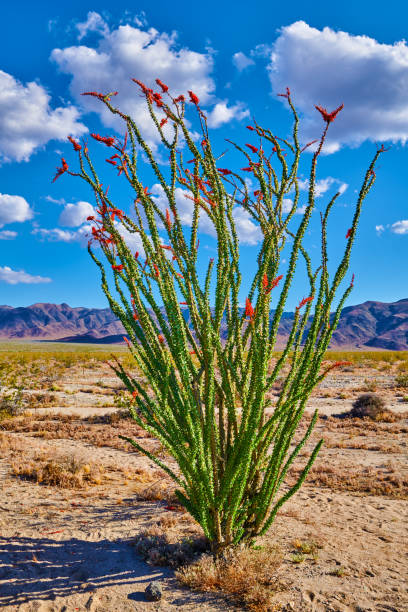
0, 299, 407, 350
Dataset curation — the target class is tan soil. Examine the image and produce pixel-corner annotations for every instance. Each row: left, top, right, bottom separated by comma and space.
0, 357, 407, 611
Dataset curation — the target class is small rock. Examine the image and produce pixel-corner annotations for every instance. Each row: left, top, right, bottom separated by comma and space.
145, 581, 163, 602
86, 594, 99, 610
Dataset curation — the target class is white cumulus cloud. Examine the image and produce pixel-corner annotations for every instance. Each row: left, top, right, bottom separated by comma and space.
390, 220, 408, 234
116, 224, 146, 257
76, 11, 109, 40
232, 52, 255, 71
267, 21, 408, 151
298, 177, 348, 197
51, 17, 248, 149
32, 226, 90, 243
206, 101, 249, 128
0, 70, 87, 162
0, 266, 51, 285
150, 183, 262, 245
58, 201, 95, 227
281, 198, 306, 214
0, 193, 33, 227
32, 220, 146, 256
0, 230, 17, 240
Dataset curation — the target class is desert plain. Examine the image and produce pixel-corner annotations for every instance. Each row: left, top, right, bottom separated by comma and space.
0, 344, 407, 612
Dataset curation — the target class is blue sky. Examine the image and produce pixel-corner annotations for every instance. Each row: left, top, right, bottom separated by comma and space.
0, 0, 407, 310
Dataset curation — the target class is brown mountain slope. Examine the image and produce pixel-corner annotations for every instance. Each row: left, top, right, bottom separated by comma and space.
0, 303, 124, 340
329, 299, 408, 350
0, 299, 407, 349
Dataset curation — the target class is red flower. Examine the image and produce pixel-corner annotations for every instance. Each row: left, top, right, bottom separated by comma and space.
132, 79, 148, 94
159, 118, 168, 128
135, 252, 139, 259
82, 91, 118, 101
68, 136, 81, 151
277, 87, 291, 99
315, 104, 344, 124
245, 298, 255, 321
155, 78, 169, 93
345, 228, 352, 239
246, 125, 255, 131
112, 264, 124, 271
165, 208, 172, 230
262, 273, 269, 290
241, 167, 253, 172
86, 216, 95, 221
110, 208, 124, 221
265, 274, 283, 294
91, 133, 115, 147
132, 390, 138, 398
296, 296, 313, 310
271, 275, 283, 289
158, 334, 165, 344
52, 158, 69, 183
153, 263, 159, 277
188, 90, 200, 105
351, 273, 355, 287
218, 168, 232, 175
325, 360, 352, 373
179, 301, 188, 305
201, 139, 207, 148
246, 144, 258, 154
174, 95, 185, 103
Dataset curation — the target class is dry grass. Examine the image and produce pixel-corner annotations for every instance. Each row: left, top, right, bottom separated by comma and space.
11, 453, 105, 488
127, 466, 179, 503
324, 439, 401, 453
0, 431, 27, 453
323, 415, 408, 434
177, 546, 286, 612
290, 463, 408, 498
0, 413, 155, 452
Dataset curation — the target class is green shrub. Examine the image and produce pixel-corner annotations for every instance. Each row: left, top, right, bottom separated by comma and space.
350, 393, 388, 420
62, 81, 384, 556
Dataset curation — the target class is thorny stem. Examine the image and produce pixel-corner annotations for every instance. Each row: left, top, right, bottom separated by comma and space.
58, 83, 384, 555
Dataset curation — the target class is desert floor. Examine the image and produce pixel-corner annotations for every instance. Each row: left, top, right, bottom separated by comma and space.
0, 344, 407, 612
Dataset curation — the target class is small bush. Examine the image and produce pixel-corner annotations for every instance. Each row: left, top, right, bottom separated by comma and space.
134, 528, 209, 568
12, 453, 104, 488
395, 373, 408, 388
362, 378, 378, 392
176, 546, 285, 612
349, 393, 389, 420
0, 388, 26, 420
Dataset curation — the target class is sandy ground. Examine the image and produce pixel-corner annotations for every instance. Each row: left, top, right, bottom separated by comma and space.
0, 356, 407, 611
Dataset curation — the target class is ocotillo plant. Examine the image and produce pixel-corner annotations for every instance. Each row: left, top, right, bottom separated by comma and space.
55, 81, 384, 556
